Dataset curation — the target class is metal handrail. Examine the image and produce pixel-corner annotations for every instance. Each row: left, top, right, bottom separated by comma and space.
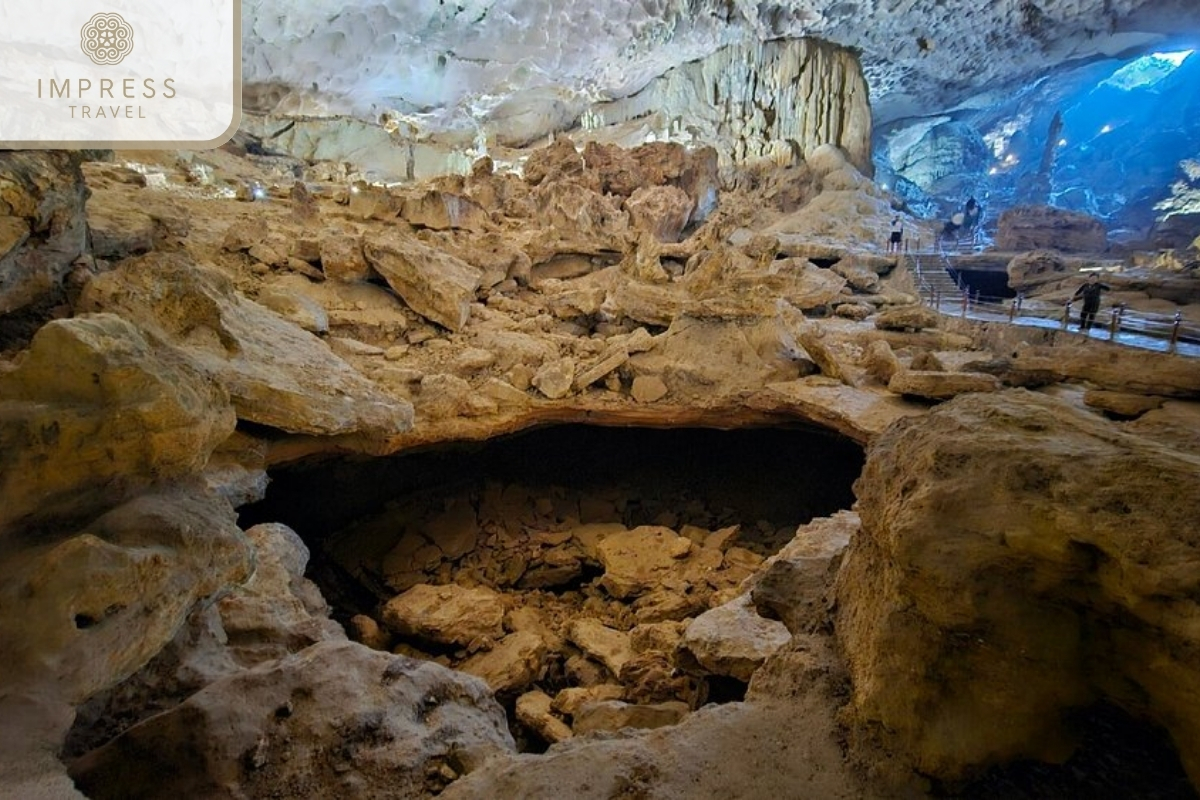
945, 290, 1200, 353
896, 240, 1196, 354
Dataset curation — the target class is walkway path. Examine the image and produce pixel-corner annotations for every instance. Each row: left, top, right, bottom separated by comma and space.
907, 251, 1200, 358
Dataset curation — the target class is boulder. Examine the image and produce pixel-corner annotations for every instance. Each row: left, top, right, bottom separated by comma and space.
0, 314, 234, 532
532, 357, 575, 399
567, 619, 634, 677
597, 526, 693, 599
215, 523, 344, 664
624, 185, 693, 243
0, 151, 90, 315
887, 369, 1002, 400
78, 253, 413, 439
630, 375, 669, 403
995, 205, 1108, 253
381, 584, 505, 647
458, 631, 548, 693
680, 595, 791, 682
515, 691, 573, 744
863, 339, 900, 384
69, 641, 515, 800
363, 232, 482, 331
874, 305, 940, 332
319, 233, 372, 282
750, 511, 858, 634
836, 390, 1200, 786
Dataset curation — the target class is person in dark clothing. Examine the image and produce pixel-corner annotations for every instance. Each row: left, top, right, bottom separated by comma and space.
1072, 273, 1111, 331
962, 197, 980, 231
887, 216, 903, 253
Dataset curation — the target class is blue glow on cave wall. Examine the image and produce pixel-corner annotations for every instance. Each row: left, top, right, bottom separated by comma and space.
874, 47, 1200, 248
1102, 50, 1193, 91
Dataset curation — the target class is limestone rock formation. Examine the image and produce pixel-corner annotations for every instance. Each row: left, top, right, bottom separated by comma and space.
750, 511, 859, 634
887, 368, 1002, 400
680, 594, 791, 681
78, 253, 414, 441
0, 314, 235, 532
381, 584, 507, 647
836, 389, 1200, 785
363, 232, 483, 331
69, 641, 516, 800
995, 205, 1108, 253
598, 38, 872, 173
5, 131, 1200, 800
0, 485, 253, 800
0, 151, 90, 317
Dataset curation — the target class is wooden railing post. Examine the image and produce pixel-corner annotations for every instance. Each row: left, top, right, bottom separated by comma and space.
960, 290, 969, 318
1009, 297, 1018, 322
1108, 305, 1121, 340
1063, 301, 1072, 330
1170, 310, 1182, 353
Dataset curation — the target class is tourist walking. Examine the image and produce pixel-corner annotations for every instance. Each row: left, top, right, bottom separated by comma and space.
1072, 273, 1111, 331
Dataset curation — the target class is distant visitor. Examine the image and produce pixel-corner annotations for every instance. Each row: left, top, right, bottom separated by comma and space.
887, 216, 903, 253
1072, 273, 1111, 331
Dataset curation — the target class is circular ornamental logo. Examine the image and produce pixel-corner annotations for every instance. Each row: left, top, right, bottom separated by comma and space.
80, 12, 134, 65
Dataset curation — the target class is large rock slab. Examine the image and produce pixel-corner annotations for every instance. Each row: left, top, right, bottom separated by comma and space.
0, 151, 90, 315
216, 523, 344, 664
750, 511, 859, 633
887, 369, 1002, 400
597, 526, 693, 599
381, 584, 506, 647
680, 594, 791, 682
0, 314, 234, 533
78, 253, 413, 440
364, 232, 482, 331
836, 389, 1200, 786
69, 641, 516, 800
459, 630, 547, 693
995, 205, 1108, 253
1, 484, 251, 706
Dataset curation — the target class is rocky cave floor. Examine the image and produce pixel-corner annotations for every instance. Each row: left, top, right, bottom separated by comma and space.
3, 139, 1200, 800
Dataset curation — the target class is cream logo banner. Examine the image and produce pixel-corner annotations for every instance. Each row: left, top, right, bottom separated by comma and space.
0, 1, 240, 148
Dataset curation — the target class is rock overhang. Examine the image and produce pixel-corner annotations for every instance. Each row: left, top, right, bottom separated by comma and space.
241, 0, 1200, 139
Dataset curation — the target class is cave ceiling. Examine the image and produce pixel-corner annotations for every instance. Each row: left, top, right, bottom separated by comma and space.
242, 0, 1200, 135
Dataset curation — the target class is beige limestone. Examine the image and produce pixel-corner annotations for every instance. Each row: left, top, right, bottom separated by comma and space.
680, 594, 791, 681
381, 584, 506, 647
0, 314, 235, 533
69, 641, 515, 800
363, 232, 482, 331
836, 390, 1200, 785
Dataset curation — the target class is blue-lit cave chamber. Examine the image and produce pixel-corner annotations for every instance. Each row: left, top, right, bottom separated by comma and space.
875, 46, 1200, 324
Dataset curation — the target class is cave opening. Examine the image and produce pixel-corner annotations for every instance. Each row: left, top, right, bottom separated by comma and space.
949, 268, 1016, 300
239, 423, 864, 746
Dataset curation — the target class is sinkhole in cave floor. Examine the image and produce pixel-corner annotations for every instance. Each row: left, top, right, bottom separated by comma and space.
239, 423, 864, 747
